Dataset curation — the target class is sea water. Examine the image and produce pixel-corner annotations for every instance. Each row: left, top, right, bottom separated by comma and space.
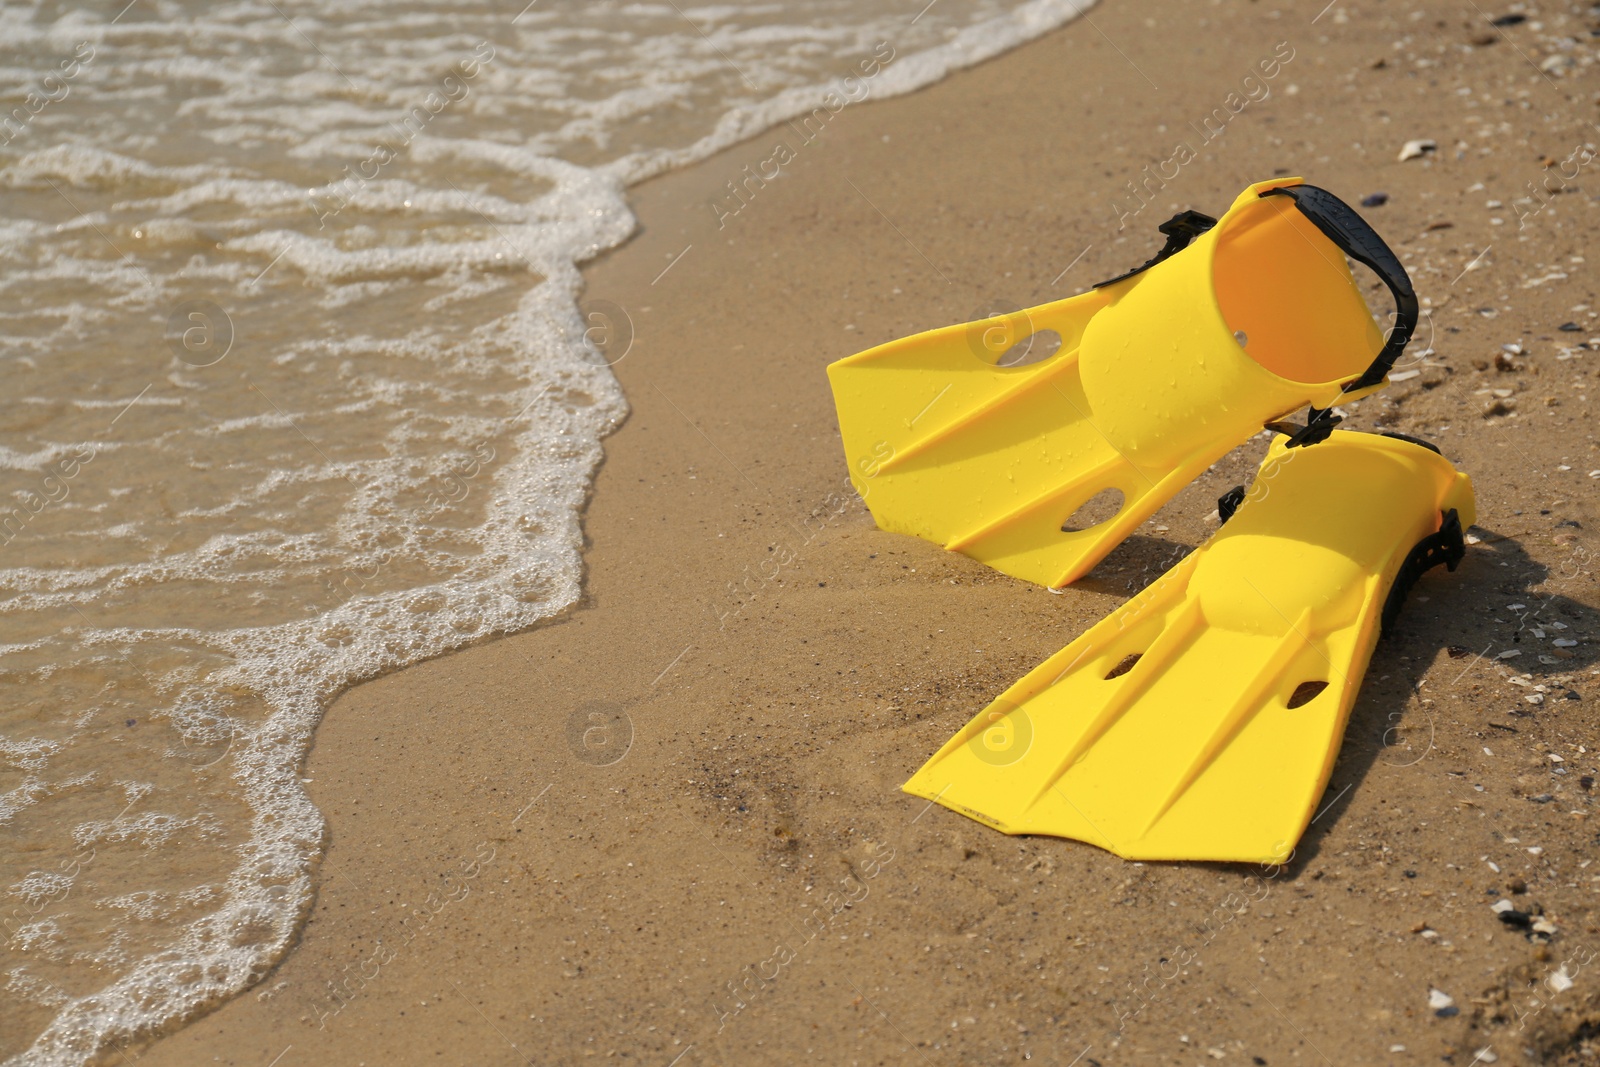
0, 1, 1094, 1061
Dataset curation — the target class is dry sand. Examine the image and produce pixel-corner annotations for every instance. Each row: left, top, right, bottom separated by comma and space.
135, 0, 1600, 1063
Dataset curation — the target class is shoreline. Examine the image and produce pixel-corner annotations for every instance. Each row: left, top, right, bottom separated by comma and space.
134, 1, 1600, 1064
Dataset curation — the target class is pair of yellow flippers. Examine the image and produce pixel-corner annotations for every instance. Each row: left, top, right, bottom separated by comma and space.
827, 179, 1476, 863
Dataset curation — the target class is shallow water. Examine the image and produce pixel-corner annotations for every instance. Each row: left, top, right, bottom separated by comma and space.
0, 1, 1094, 1061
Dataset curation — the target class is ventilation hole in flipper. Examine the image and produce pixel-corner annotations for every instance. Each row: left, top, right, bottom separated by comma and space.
1104, 653, 1142, 680
1062, 487, 1125, 532
996, 329, 1063, 368
1287, 680, 1329, 708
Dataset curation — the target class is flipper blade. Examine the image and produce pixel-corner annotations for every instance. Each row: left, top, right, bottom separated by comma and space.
903, 431, 1477, 863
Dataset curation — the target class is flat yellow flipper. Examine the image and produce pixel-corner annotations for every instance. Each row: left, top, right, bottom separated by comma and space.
903, 431, 1475, 863
829, 179, 1410, 587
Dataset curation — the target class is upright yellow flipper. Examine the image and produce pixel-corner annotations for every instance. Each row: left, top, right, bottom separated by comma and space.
828, 179, 1419, 587
902, 431, 1474, 864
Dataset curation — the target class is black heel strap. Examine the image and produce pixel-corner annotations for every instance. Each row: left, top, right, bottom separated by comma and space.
1259, 184, 1418, 394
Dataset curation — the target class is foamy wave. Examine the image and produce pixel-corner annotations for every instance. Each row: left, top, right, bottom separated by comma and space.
611, 0, 1100, 183
0, 2, 1094, 1063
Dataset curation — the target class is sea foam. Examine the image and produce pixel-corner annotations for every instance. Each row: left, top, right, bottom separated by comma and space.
0, 1, 1094, 1062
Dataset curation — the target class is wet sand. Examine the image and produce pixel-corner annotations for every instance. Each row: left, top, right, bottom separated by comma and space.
137, 1, 1600, 1064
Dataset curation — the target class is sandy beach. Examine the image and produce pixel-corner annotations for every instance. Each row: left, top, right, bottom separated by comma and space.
102, 0, 1600, 1063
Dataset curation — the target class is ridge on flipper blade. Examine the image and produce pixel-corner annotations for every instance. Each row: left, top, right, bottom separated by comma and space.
828, 178, 1419, 588
902, 430, 1476, 863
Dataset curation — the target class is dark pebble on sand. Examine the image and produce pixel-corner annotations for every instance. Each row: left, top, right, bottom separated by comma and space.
1491, 13, 1527, 25
1361, 192, 1389, 207
1560, 322, 1582, 331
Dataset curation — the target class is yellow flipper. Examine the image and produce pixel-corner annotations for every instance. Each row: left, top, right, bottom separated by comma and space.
902, 431, 1475, 864
828, 179, 1419, 587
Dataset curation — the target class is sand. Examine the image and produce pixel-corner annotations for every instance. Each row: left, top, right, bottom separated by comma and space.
132, 1, 1600, 1064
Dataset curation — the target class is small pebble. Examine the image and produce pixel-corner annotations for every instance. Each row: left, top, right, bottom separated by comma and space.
1428, 988, 1458, 1016
1361, 192, 1390, 207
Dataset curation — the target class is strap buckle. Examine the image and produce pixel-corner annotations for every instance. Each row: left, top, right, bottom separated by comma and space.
1092, 210, 1219, 289
1380, 508, 1466, 634
1264, 406, 1343, 449
1216, 484, 1247, 525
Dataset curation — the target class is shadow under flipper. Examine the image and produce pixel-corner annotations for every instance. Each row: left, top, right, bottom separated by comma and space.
1441, 525, 1600, 678
1258, 524, 1599, 877
1070, 534, 1195, 599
